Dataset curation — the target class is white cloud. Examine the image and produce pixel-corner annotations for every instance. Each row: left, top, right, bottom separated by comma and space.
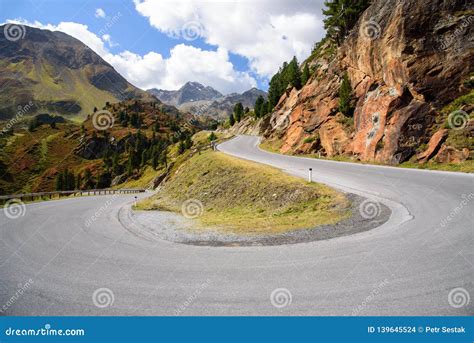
107, 45, 256, 93
95, 8, 106, 19
102, 34, 118, 48
134, 0, 325, 78
4, 18, 256, 94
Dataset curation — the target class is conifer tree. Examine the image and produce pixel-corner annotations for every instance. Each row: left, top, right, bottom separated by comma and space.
339, 72, 353, 116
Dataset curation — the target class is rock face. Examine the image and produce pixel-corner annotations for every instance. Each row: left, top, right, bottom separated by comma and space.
261, 0, 473, 165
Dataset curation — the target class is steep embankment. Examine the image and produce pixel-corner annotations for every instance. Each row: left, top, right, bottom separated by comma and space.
136, 149, 351, 238
253, 0, 473, 169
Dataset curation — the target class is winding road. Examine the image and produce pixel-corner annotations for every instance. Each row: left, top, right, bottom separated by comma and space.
0, 135, 472, 315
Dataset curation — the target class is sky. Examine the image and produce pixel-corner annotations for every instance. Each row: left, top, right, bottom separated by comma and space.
0, 0, 326, 94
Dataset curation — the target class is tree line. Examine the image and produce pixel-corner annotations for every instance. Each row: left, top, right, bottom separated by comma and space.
323, 0, 371, 44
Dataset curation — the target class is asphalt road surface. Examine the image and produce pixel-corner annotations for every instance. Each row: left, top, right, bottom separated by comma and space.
0, 135, 472, 315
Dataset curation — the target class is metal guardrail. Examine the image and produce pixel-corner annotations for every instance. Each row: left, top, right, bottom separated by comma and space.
0, 188, 146, 205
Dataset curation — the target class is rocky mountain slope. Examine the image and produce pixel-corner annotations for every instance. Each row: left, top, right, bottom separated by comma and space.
148, 81, 223, 107
0, 25, 153, 121
244, 0, 473, 167
149, 82, 267, 119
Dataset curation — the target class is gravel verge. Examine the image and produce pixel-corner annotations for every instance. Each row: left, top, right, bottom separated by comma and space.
120, 193, 391, 247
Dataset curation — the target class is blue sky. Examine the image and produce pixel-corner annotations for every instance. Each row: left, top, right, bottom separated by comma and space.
0, 0, 326, 94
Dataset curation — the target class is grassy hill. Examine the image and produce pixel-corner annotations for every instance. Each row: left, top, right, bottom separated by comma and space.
0, 25, 153, 121
0, 99, 202, 195
137, 150, 350, 234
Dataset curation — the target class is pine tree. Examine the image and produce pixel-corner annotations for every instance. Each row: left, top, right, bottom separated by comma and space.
63, 168, 70, 190
28, 117, 38, 132
208, 132, 217, 141
185, 136, 193, 149
55, 171, 64, 191
151, 146, 158, 170
84, 168, 94, 189
254, 96, 265, 118
161, 148, 168, 168
141, 149, 148, 166
112, 153, 121, 176
68, 171, 76, 190
229, 112, 235, 126
96, 171, 111, 189
323, 0, 371, 44
130, 113, 139, 128
287, 56, 302, 89
76, 172, 82, 190
339, 72, 353, 116
233, 102, 244, 122
178, 141, 186, 154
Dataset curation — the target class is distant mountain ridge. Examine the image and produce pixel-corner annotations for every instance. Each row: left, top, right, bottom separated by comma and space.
0, 24, 153, 120
148, 82, 223, 107
148, 82, 267, 119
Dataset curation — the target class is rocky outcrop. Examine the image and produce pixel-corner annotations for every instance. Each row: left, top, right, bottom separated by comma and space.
224, 116, 265, 136
434, 145, 470, 163
417, 129, 448, 163
261, 0, 473, 165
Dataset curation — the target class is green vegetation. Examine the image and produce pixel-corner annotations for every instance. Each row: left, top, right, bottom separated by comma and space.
259, 137, 284, 153
437, 89, 473, 157
55, 169, 76, 191
116, 131, 230, 190
136, 151, 350, 235
323, 0, 371, 44
208, 132, 217, 141
233, 102, 244, 123
441, 89, 474, 115
267, 56, 303, 111
254, 95, 269, 118
309, 37, 337, 62
0, 99, 202, 194
400, 160, 474, 173
229, 112, 235, 126
28, 117, 39, 132
339, 72, 354, 116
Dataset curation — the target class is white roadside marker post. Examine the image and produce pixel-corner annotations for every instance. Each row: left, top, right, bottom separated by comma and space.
134, 196, 137, 207
308, 168, 313, 182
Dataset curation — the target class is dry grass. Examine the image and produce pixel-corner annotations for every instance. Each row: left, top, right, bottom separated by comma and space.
137, 151, 350, 235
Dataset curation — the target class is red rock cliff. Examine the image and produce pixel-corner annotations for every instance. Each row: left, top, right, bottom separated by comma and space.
260, 0, 473, 164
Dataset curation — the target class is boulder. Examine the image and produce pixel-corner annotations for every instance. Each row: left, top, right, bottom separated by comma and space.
434, 145, 470, 163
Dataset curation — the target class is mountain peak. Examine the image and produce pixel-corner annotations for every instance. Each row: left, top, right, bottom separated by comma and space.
183, 81, 204, 88
148, 81, 223, 107
0, 24, 151, 119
